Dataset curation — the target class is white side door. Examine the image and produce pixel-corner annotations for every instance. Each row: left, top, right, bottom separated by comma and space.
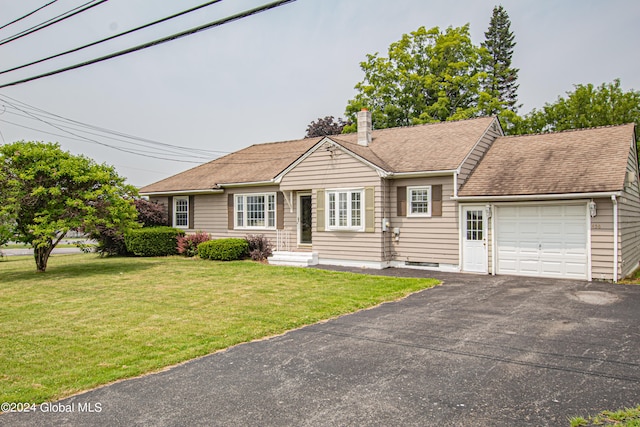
462, 206, 488, 273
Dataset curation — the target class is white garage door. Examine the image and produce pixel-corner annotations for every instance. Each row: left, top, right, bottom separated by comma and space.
496, 204, 588, 279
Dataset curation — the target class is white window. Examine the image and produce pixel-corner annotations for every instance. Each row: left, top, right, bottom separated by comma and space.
326, 189, 363, 231
174, 197, 189, 228
408, 186, 431, 217
235, 193, 276, 229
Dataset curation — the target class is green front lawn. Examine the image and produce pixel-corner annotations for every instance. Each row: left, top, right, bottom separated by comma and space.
570, 405, 640, 426
0, 254, 438, 404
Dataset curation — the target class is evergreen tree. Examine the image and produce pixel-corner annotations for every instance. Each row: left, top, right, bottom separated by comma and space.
482, 5, 519, 113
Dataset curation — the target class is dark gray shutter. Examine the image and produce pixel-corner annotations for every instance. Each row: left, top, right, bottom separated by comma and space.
227, 194, 234, 230
432, 185, 442, 217
188, 196, 195, 229
397, 186, 406, 217
276, 192, 284, 230
167, 196, 174, 226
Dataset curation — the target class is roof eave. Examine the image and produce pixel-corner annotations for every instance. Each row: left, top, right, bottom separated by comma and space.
387, 169, 457, 179
219, 180, 277, 188
453, 190, 623, 202
140, 188, 224, 196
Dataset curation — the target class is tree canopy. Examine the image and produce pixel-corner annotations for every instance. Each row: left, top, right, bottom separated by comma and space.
344, 24, 500, 131
508, 79, 640, 140
0, 141, 139, 271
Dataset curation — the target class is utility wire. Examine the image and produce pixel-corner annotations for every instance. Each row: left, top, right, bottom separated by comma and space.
0, 94, 230, 156
0, 0, 225, 76
0, 0, 58, 31
0, 0, 107, 46
0, 0, 298, 88
2, 104, 206, 163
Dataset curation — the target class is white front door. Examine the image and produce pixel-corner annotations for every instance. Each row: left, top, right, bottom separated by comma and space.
462, 206, 487, 273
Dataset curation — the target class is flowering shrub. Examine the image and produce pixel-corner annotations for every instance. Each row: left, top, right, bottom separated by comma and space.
177, 231, 211, 257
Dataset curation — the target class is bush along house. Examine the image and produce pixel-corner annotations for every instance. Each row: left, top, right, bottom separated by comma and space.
140, 110, 640, 281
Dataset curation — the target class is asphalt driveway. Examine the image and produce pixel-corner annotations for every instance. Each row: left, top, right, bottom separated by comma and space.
2, 270, 639, 426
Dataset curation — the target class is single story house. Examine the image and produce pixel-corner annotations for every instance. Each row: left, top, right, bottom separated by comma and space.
140, 111, 640, 281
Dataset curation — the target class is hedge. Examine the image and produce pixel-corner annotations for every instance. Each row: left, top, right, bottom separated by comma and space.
198, 238, 249, 261
125, 226, 184, 257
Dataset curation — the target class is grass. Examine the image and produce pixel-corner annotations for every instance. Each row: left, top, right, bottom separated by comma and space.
619, 267, 640, 284
570, 405, 640, 426
0, 254, 438, 404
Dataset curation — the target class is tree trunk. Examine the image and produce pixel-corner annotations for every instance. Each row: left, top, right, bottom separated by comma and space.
34, 245, 53, 272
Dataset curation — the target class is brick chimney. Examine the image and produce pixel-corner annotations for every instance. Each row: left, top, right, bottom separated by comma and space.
357, 108, 372, 146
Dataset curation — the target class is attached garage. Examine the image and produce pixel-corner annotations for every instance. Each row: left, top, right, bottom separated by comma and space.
494, 204, 589, 280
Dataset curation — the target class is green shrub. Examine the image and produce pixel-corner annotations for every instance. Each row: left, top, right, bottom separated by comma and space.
125, 226, 185, 257
198, 238, 249, 261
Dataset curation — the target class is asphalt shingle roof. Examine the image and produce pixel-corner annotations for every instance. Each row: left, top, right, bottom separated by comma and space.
139, 117, 497, 194
458, 123, 636, 197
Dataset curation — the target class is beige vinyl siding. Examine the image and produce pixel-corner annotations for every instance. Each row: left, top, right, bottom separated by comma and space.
193, 185, 281, 242
390, 176, 459, 266
457, 120, 502, 187
591, 197, 614, 281
280, 143, 384, 263
619, 145, 640, 278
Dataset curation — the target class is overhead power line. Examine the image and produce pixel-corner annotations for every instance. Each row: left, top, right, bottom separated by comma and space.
0, 95, 229, 163
0, 0, 59, 31
0, 0, 225, 76
0, 94, 229, 156
0, 0, 298, 89
0, 0, 107, 46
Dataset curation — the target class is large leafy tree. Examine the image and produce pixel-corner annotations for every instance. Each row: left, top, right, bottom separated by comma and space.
0, 141, 139, 272
344, 25, 498, 131
510, 79, 640, 141
481, 5, 519, 113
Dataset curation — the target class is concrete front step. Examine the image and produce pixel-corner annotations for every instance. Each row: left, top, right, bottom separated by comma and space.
268, 251, 319, 267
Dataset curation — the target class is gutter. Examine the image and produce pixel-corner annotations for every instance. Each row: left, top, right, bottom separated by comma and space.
386, 169, 457, 179
219, 180, 277, 188
453, 191, 623, 202
139, 188, 224, 196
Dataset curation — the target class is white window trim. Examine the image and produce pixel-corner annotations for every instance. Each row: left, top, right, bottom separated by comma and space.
407, 185, 432, 217
325, 188, 364, 232
234, 192, 277, 230
173, 196, 189, 229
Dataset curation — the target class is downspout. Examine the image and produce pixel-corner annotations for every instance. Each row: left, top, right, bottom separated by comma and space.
612, 194, 618, 282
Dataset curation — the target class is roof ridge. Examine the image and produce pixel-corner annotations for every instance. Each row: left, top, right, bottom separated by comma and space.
497, 122, 635, 139
369, 116, 496, 134
242, 136, 323, 149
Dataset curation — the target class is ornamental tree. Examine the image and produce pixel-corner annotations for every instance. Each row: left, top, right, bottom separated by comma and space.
0, 141, 139, 272
304, 116, 349, 138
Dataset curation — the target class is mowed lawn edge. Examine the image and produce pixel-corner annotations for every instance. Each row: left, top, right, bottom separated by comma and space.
0, 254, 439, 404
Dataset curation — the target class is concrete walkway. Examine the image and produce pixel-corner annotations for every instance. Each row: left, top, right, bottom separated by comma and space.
1, 271, 639, 426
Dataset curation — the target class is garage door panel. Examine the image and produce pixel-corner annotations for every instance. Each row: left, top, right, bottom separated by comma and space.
496, 204, 588, 280
540, 259, 563, 276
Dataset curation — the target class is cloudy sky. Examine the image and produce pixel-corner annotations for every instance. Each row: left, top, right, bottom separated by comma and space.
1, 0, 639, 187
